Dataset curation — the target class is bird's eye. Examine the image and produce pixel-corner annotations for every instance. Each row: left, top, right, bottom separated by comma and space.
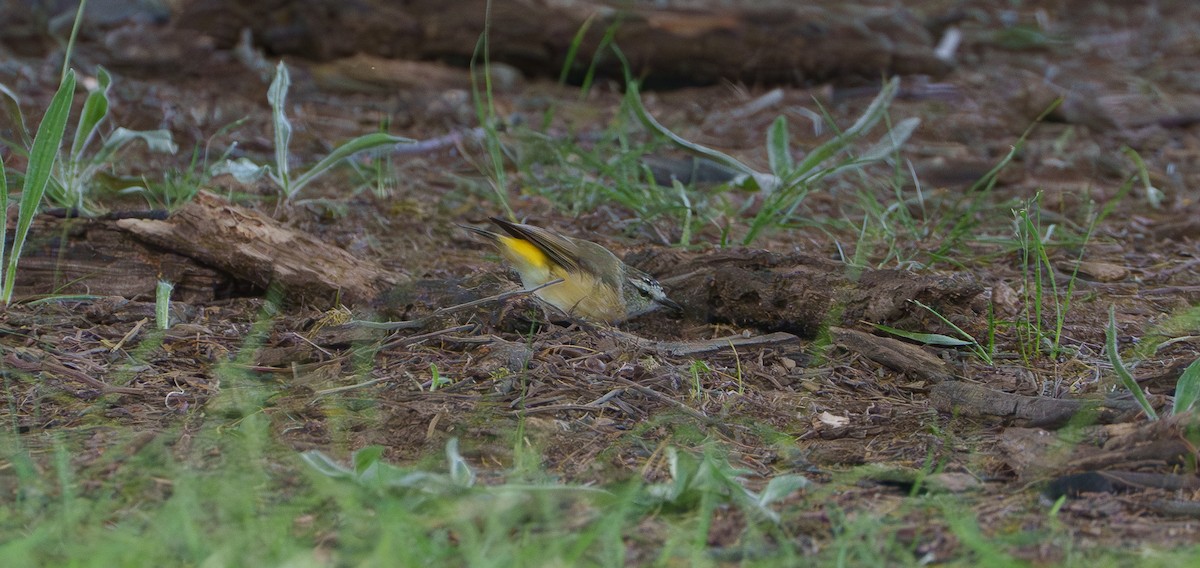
636, 279, 667, 300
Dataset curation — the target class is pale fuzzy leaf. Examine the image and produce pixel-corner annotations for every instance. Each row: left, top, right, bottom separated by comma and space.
93, 128, 179, 164
377, 470, 448, 490
299, 450, 354, 478
730, 172, 783, 193
757, 474, 810, 507
107, 127, 179, 154
860, 117, 921, 162
211, 158, 271, 184
1172, 357, 1200, 416
353, 445, 385, 475
445, 438, 476, 488
268, 61, 293, 187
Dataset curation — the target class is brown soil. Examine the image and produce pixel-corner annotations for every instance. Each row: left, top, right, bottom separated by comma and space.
3, 0, 1200, 562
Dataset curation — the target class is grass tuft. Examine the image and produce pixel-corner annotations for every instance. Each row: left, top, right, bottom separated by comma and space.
213, 62, 415, 204
2, 70, 76, 304
1106, 305, 1158, 421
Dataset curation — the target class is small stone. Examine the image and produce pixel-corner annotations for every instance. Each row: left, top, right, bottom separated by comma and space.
1061, 260, 1129, 282
925, 472, 982, 493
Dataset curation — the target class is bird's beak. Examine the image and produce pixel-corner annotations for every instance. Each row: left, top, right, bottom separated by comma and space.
659, 297, 683, 313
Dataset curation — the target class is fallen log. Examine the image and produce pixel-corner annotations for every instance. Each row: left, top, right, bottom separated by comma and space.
175, 0, 949, 87
930, 381, 1145, 428
627, 248, 984, 338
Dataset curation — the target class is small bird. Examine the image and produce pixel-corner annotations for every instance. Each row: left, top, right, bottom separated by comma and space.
461, 217, 680, 323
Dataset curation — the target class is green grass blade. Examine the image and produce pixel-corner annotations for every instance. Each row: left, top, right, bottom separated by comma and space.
1172, 357, 1200, 416
353, 445, 385, 475
60, 0, 89, 81
792, 77, 898, 176
624, 80, 760, 180
577, 17, 621, 98
557, 14, 595, 85
742, 182, 812, 245
1107, 305, 1158, 421
469, 10, 516, 220
0, 81, 31, 146
767, 115, 793, 175
69, 66, 111, 160
0, 156, 7, 285
3, 70, 76, 304
156, 280, 174, 330
287, 133, 415, 199
911, 299, 993, 364
1122, 146, 1163, 208
931, 99, 1061, 261
872, 323, 975, 347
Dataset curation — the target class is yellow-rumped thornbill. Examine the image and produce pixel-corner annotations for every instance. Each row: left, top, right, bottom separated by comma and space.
461, 217, 681, 323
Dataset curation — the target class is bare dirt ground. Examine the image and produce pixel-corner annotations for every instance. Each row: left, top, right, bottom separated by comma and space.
3, 0, 1200, 562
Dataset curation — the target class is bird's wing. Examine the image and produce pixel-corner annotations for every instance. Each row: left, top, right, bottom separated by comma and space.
458, 223, 502, 242
489, 217, 580, 272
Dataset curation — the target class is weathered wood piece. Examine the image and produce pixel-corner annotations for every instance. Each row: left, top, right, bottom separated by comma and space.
116, 192, 401, 307
831, 326, 954, 383
10, 216, 225, 303
998, 415, 1200, 496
